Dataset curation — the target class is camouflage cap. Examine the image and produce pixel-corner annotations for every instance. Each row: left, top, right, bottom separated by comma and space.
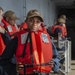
60, 15, 67, 20
26, 9, 43, 22
57, 18, 66, 23
4, 10, 20, 20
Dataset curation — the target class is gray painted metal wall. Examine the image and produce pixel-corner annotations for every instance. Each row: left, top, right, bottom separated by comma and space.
0, 0, 24, 24
0, 0, 58, 27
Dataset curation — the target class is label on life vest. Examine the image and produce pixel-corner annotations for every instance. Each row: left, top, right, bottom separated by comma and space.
14, 24, 19, 30
7, 25, 13, 32
41, 33, 49, 43
21, 32, 28, 44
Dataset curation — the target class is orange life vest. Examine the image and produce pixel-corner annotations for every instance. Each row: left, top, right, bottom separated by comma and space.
2, 19, 19, 38
20, 22, 28, 30
52, 24, 67, 38
0, 26, 6, 55
16, 27, 53, 74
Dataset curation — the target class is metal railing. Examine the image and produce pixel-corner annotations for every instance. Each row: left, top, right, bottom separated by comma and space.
53, 36, 71, 75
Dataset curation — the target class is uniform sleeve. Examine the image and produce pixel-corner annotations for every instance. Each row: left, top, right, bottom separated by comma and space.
47, 29, 56, 37
47, 28, 62, 37
1, 37, 18, 60
54, 28, 62, 37
1, 31, 11, 45
51, 39, 60, 59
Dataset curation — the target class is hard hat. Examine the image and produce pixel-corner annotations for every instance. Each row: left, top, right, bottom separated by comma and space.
60, 15, 67, 20
4, 10, 20, 20
26, 9, 43, 22
57, 18, 66, 23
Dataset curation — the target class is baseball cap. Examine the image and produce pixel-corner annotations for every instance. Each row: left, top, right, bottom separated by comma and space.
4, 10, 20, 20
57, 18, 66, 23
60, 15, 67, 20
26, 9, 43, 22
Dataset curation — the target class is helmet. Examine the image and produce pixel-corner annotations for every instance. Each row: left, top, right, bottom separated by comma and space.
26, 9, 43, 22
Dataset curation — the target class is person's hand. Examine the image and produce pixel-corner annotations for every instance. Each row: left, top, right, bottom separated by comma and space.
0, 26, 5, 34
16, 62, 24, 73
58, 33, 62, 37
48, 59, 55, 68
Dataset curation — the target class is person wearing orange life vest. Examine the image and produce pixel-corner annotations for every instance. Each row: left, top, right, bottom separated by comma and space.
2, 10, 20, 67
2, 9, 54, 75
50, 18, 67, 51
0, 7, 17, 75
51, 18, 67, 39
15, 9, 53, 75
49, 18, 67, 66
2, 10, 20, 38
19, 16, 60, 74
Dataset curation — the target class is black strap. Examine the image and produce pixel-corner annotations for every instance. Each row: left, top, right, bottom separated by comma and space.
29, 32, 34, 64
20, 32, 34, 63
20, 33, 30, 58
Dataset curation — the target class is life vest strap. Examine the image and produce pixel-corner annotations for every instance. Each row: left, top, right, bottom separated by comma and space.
20, 33, 30, 58
18, 62, 51, 69
29, 32, 34, 64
